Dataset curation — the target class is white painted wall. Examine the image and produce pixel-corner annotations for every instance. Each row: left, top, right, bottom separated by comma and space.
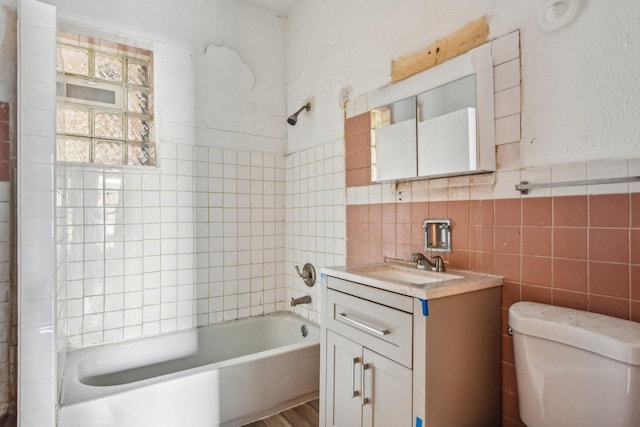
46, 0, 288, 153
285, 0, 640, 167
0, 0, 289, 152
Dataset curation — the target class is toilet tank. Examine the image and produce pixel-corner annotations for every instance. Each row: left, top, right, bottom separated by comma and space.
509, 302, 640, 427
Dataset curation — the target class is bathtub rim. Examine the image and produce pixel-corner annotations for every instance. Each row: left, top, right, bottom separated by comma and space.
59, 311, 320, 407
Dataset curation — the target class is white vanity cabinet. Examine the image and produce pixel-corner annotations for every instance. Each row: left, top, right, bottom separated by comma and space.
323, 281, 414, 427
325, 332, 412, 427
320, 269, 502, 427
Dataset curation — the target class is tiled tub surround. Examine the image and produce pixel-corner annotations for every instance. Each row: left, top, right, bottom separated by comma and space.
56, 146, 288, 349
285, 139, 346, 323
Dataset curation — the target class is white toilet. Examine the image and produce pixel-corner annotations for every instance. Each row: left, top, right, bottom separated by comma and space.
509, 301, 640, 427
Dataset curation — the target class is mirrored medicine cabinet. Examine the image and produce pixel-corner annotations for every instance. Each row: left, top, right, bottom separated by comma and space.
369, 42, 495, 182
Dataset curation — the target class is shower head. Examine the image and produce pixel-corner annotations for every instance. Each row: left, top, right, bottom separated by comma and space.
287, 102, 311, 126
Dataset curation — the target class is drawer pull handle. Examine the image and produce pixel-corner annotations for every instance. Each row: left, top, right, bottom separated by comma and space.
351, 357, 361, 398
337, 313, 389, 336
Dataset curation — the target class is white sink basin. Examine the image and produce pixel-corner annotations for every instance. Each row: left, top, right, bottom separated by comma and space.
350, 264, 462, 285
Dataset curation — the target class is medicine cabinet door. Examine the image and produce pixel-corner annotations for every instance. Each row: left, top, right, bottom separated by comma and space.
416, 74, 477, 178
370, 96, 417, 182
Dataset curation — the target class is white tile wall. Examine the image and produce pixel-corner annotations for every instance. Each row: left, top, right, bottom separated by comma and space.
18, 0, 57, 425
493, 59, 520, 93
495, 114, 520, 145
494, 86, 521, 119
491, 31, 520, 66
57, 145, 287, 348
285, 138, 346, 322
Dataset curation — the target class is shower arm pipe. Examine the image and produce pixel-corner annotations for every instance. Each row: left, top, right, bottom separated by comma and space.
287, 102, 311, 126
291, 103, 310, 116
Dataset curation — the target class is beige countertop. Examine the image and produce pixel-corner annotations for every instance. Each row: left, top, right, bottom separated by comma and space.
321, 261, 502, 300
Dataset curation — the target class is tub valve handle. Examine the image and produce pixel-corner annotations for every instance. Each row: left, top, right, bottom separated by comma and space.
295, 263, 316, 287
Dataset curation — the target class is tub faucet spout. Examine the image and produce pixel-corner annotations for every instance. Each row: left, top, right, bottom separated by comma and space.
291, 295, 311, 306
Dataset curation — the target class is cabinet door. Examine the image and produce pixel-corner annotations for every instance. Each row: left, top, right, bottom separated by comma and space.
362, 348, 413, 427
325, 331, 363, 427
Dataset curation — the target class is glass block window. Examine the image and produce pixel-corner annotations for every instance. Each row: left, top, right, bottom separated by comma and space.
56, 33, 155, 166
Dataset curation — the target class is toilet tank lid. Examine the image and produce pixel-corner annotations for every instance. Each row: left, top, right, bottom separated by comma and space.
509, 302, 640, 366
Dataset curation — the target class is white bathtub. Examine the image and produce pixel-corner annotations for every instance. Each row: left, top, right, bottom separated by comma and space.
58, 312, 320, 427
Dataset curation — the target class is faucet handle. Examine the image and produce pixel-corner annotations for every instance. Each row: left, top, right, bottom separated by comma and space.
411, 252, 427, 262
295, 265, 309, 279
294, 263, 316, 287
431, 255, 445, 272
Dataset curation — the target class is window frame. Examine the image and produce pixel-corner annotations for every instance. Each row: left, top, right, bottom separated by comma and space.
56, 34, 156, 167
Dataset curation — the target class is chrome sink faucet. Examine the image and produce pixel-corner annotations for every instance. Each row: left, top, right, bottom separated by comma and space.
411, 252, 446, 272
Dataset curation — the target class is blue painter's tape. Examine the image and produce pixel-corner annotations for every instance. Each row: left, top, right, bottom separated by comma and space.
320, 273, 326, 281
420, 299, 429, 316
416, 416, 423, 427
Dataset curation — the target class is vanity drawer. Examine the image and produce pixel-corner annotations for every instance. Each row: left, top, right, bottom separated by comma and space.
326, 288, 413, 368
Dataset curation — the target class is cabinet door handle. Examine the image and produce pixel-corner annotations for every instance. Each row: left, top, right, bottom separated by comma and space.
337, 313, 389, 336
351, 357, 361, 398
361, 363, 371, 406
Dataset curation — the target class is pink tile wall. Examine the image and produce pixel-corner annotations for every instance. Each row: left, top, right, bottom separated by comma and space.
344, 103, 640, 426
346, 194, 640, 426
344, 112, 371, 188
0, 102, 14, 419
347, 193, 640, 425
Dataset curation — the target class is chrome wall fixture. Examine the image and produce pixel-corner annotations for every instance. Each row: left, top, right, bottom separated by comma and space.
515, 176, 640, 194
290, 295, 311, 307
422, 219, 452, 253
287, 102, 311, 126
295, 263, 316, 287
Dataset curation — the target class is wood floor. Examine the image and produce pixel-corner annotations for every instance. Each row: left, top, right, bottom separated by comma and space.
0, 413, 16, 427
0, 400, 316, 427
242, 399, 319, 427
